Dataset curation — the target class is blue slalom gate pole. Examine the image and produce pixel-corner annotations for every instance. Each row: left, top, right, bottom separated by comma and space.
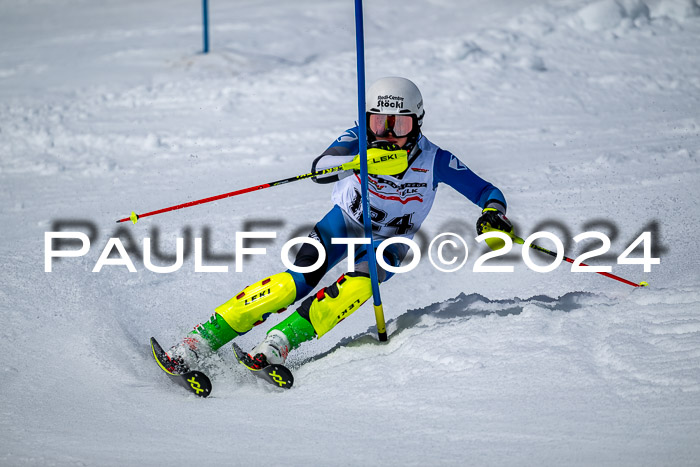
202, 0, 209, 53
354, 0, 387, 342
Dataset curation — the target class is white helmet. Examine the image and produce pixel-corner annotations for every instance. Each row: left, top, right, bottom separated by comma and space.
366, 77, 424, 127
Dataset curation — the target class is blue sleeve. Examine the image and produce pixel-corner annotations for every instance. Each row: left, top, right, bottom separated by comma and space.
433, 148, 507, 211
324, 126, 360, 155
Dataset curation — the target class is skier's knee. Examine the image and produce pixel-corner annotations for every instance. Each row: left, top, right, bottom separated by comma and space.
297, 272, 373, 338
291, 226, 330, 290
354, 243, 404, 282
215, 272, 297, 334
354, 261, 389, 282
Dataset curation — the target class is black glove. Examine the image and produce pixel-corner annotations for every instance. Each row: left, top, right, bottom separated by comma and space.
476, 207, 513, 235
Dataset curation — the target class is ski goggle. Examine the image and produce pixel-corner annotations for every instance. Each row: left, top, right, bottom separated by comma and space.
368, 114, 414, 138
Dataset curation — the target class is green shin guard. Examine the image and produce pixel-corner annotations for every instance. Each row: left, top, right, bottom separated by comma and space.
269, 311, 317, 350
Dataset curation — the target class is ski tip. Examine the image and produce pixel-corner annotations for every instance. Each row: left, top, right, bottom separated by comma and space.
231, 342, 257, 371
231, 342, 244, 361
150, 337, 177, 375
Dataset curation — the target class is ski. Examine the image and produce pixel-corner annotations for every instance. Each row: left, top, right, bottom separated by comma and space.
232, 342, 294, 389
150, 337, 212, 398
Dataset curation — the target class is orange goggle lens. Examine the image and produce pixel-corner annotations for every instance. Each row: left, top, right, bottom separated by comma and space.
368, 114, 413, 138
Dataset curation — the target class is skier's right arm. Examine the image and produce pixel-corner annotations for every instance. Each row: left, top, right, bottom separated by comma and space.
311, 127, 360, 184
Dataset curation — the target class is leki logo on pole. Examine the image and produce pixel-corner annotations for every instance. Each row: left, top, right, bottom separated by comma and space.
187, 376, 204, 394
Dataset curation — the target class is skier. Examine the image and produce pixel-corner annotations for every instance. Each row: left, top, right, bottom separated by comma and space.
165, 76, 512, 372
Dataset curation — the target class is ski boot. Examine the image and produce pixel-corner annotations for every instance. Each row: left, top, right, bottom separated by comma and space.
232, 330, 295, 389
239, 330, 290, 369
166, 334, 210, 373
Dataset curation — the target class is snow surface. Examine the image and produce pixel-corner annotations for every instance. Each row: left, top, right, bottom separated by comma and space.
2, 0, 700, 465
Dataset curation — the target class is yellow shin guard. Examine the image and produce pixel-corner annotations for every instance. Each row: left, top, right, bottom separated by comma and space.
308, 272, 373, 338
215, 272, 297, 334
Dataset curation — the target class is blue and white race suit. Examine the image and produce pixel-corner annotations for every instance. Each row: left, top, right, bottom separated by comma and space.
287, 126, 507, 299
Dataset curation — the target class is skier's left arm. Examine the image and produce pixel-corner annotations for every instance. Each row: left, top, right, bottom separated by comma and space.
433, 149, 506, 211
433, 149, 513, 236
